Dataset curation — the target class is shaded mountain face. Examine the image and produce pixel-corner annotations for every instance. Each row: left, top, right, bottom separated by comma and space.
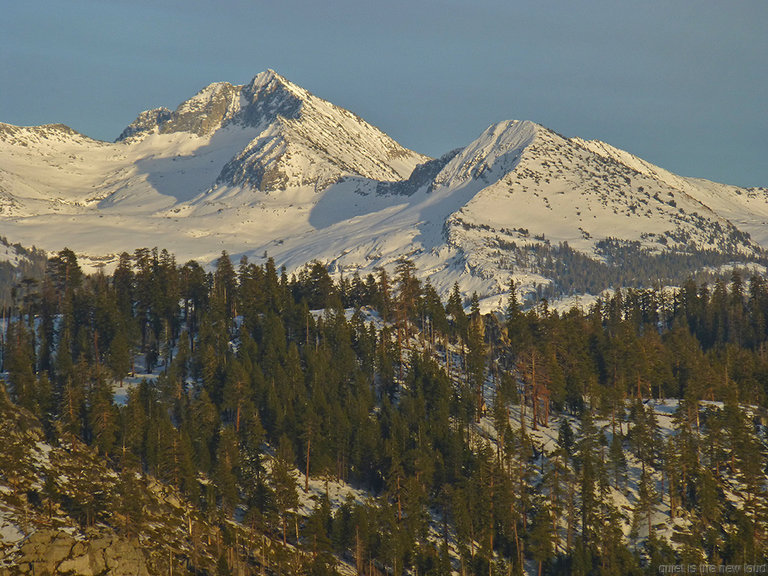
1, 71, 766, 307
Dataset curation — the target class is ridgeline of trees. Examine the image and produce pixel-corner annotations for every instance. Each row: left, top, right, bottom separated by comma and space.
492, 236, 767, 300
1, 247, 768, 575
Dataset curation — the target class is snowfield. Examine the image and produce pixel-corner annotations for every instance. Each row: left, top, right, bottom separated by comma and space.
1, 71, 767, 306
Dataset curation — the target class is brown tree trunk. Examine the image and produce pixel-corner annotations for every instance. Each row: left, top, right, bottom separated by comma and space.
305, 428, 311, 492
531, 353, 538, 431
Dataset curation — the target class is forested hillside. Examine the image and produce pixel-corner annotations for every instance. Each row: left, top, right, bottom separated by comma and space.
0, 237, 47, 312
1, 249, 767, 574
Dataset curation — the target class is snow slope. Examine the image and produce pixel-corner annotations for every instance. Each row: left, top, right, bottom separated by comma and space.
1, 71, 766, 305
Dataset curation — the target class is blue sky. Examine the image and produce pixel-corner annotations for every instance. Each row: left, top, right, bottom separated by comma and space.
2, 1, 766, 187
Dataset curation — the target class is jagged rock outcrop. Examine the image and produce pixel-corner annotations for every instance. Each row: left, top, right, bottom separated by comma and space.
376, 149, 461, 196
116, 71, 305, 140
5, 529, 148, 576
116, 108, 172, 141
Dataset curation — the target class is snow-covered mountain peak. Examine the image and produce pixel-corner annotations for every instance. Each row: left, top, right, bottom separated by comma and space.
112, 70, 427, 193
2, 72, 767, 308
119, 70, 311, 142
159, 81, 241, 136
469, 120, 541, 158
237, 72, 304, 130
116, 80, 242, 140
485, 118, 540, 139
434, 120, 539, 187
206, 71, 428, 191
245, 69, 301, 98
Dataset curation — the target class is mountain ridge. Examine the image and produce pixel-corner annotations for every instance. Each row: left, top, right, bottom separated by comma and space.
116, 70, 425, 191
0, 70, 766, 307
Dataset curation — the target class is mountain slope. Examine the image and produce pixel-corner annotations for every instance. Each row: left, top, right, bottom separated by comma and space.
0, 71, 766, 306
119, 70, 425, 192
575, 137, 768, 246
435, 121, 761, 297
0, 70, 426, 216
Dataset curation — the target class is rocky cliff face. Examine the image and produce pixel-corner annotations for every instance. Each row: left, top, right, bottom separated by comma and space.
116, 108, 172, 141
7, 529, 149, 576
116, 71, 305, 141
159, 82, 242, 137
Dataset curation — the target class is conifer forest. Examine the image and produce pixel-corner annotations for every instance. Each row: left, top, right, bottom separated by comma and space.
1, 248, 768, 575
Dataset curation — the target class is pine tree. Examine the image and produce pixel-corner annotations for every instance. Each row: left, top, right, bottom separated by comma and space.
576, 409, 599, 550
272, 435, 299, 545
88, 376, 118, 458
608, 430, 627, 491
112, 252, 134, 320
394, 257, 420, 336
214, 425, 240, 515
118, 386, 146, 466
446, 282, 468, 342
190, 389, 219, 474
505, 279, 532, 356
5, 321, 37, 414
47, 248, 83, 297
466, 303, 486, 421
59, 358, 87, 444
373, 267, 393, 322
107, 327, 131, 384
305, 494, 334, 561
528, 504, 554, 576
239, 413, 267, 517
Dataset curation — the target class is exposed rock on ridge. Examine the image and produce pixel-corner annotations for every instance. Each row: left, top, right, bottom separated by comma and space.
9, 529, 149, 576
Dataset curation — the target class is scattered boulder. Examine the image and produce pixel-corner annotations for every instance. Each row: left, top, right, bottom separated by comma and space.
17, 529, 74, 574
8, 529, 148, 576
